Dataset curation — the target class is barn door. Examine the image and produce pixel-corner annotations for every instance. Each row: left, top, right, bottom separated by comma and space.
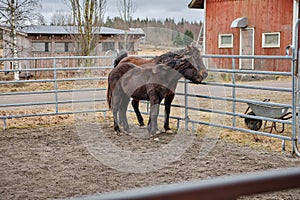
239, 28, 254, 70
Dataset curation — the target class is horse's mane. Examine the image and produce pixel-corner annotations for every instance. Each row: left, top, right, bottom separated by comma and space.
153, 51, 182, 68
114, 51, 128, 67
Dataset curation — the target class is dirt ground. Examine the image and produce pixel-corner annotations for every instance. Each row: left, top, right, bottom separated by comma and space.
0, 120, 300, 199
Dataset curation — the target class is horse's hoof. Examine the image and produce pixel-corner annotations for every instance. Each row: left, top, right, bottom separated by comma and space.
165, 129, 174, 134
156, 130, 162, 135
114, 131, 122, 135
123, 130, 130, 135
139, 125, 146, 129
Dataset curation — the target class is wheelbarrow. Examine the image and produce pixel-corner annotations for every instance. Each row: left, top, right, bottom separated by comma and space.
243, 99, 292, 133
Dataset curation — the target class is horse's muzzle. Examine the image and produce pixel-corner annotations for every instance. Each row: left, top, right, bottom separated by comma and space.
195, 69, 208, 83
201, 69, 208, 80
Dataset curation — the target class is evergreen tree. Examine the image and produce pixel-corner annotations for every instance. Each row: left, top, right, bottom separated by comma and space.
174, 32, 183, 46
183, 29, 194, 45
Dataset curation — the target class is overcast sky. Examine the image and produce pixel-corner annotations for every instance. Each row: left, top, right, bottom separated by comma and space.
39, 0, 204, 24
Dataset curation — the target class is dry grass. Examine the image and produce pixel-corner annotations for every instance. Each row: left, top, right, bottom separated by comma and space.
0, 108, 74, 129
0, 101, 295, 155
138, 48, 171, 55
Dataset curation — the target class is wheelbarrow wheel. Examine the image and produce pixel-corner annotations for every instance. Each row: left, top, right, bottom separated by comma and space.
244, 111, 262, 131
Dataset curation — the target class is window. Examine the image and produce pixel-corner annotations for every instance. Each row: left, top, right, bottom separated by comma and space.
118, 42, 135, 51
32, 42, 52, 52
262, 32, 280, 48
0, 30, 3, 40
102, 42, 115, 51
218, 34, 233, 48
55, 42, 74, 52
55, 42, 65, 52
66, 43, 75, 52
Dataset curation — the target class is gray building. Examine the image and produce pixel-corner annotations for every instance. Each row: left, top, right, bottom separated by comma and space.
0, 25, 145, 78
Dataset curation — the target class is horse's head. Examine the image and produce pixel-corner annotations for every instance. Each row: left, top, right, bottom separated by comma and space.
175, 45, 208, 84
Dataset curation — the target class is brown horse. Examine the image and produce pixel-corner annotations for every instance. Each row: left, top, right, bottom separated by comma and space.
107, 45, 207, 135
113, 46, 207, 132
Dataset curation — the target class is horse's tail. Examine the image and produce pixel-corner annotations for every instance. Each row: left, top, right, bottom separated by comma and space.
107, 79, 112, 109
114, 51, 128, 67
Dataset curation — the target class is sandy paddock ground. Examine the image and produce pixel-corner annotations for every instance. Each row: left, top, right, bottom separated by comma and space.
0, 120, 300, 199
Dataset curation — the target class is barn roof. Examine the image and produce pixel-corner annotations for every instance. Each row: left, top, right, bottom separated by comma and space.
188, 0, 204, 9
22, 25, 144, 36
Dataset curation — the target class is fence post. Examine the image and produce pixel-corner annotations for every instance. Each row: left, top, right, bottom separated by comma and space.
291, 50, 297, 154
53, 58, 58, 113
231, 58, 236, 127
296, 49, 300, 154
3, 118, 6, 130
291, 18, 300, 156
184, 78, 189, 131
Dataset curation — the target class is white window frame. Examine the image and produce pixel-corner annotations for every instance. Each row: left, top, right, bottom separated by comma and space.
262, 32, 280, 48
218, 34, 233, 48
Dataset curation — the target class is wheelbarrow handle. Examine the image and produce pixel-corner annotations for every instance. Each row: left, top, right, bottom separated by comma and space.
263, 98, 271, 102
244, 106, 251, 115
280, 112, 295, 120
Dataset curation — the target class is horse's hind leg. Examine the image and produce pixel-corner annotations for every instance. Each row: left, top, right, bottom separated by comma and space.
132, 99, 145, 126
112, 94, 121, 134
112, 107, 121, 133
119, 97, 130, 133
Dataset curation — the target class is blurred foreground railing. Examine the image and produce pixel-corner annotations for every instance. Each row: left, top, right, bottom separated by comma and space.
69, 167, 300, 200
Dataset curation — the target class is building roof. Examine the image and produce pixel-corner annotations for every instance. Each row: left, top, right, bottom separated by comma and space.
22, 25, 144, 36
188, 0, 204, 9
0, 24, 27, 36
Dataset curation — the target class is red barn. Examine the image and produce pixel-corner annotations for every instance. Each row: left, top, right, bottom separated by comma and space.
189, 0, 298, 72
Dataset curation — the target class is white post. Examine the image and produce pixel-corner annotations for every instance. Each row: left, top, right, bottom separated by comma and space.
11, 0, 19, 81
292, 0, 299, 49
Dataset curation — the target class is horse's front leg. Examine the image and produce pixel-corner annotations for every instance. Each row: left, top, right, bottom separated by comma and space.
148, 102, 160, 136
164, 93, 175, 132
132, 99, 145, 126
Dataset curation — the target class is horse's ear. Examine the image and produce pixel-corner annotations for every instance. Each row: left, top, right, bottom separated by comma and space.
186, 45, 192, 50
152, 64, 169, 74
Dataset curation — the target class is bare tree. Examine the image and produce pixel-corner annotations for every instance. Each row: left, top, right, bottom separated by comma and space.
118, 0, 136, 25
117, 0, 136, 51
0, 0, 42, 80
66, 0, 107, 56
50, 10, 73, 26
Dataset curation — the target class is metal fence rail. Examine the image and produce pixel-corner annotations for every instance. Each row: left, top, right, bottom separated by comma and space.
0, 55, 113, 129
185, 54, 295, 141
1, 52, 300, 155
69, 167, 300, 200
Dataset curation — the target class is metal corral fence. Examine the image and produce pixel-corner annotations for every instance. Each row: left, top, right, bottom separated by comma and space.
191, 52, 300, 156
1, 50, 300, 156
0, 55, 113, 128
0, 51, 300, 153
1, 53, 300, 199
